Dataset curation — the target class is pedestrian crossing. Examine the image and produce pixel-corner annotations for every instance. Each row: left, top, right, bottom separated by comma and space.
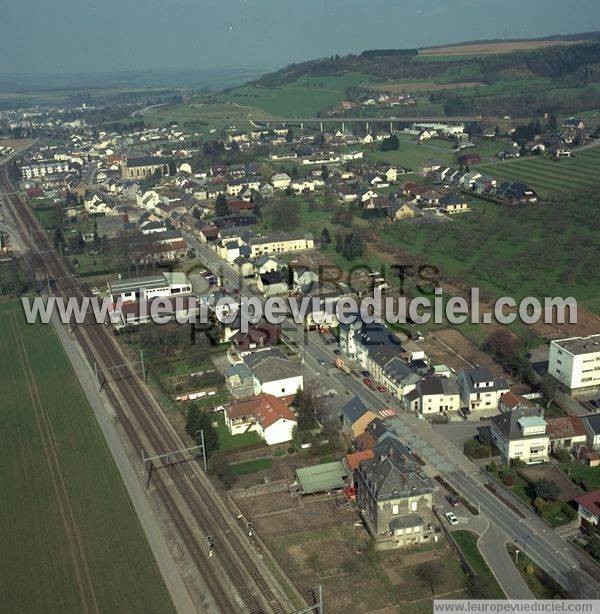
379, 408, 397, 418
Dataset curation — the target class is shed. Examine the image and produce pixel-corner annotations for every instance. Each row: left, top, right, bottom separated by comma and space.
293, 461, 349, 495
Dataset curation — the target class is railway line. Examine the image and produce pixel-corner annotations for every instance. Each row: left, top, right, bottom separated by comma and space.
0, 163, 295, 614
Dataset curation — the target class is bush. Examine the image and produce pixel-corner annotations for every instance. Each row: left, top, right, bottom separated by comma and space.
502, 475, 515, 487
533, 478, 560, 502
287, 446, 295, 455
561, 502, 578, 521
464, 438, 492, 459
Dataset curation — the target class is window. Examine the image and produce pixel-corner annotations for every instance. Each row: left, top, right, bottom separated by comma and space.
414, 526, 421, 533
392, 504, 399, 514
405, 527, 412, 534
411, 501, 418, 512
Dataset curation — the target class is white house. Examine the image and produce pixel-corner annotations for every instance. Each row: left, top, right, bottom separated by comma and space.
271, 173, 292, 189
224, 393, 297, 445
403, 376, 460, 416
575, 491, 600, 527
458, 367, 509, 412
490, 407, 549, 464
244, 350, 303, 398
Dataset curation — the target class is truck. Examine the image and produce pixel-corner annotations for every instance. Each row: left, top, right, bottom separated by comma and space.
334, 358, 351, 375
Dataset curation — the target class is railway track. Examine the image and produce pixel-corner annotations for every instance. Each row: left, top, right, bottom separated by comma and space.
0, 164, 294, 614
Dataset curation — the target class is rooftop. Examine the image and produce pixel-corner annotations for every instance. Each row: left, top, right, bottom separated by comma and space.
295, 461, 348, 494
575, 490, 600, 517
552, 335, 600, 355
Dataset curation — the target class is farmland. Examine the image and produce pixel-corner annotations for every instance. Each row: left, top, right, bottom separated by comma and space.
419, 39, 585, 57
0, 302, 173, 614
221, 73, 375, 117
477, 145, 600, 198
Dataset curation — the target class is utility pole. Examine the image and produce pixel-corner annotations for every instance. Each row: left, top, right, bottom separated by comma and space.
140, 349, 146, 383
199, 429, 207, 473
94, 361, 101, 392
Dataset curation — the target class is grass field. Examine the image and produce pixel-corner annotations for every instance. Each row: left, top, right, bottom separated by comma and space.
0, 302, 173, 614
213, 412, 264, 451
477, 145, 600, 198
231, 458, 272, 476
221, 73, 375, 117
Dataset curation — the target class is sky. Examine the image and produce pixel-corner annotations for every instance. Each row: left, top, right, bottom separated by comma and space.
2, 0, 600, 75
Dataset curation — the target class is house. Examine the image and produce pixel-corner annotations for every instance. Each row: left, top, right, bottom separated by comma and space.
574, 491, 600, 526
490, 407, 549, 464
499, 391, 535, 412
582, 414, 600, 450
340, 396, 377, 438
271, 173, 292, 189
438, 193, 469, 214
546, 416, 587, 453
458, 367, 509, 412
495, 182, 538, 204
357, 442, 436, 550
388, 202, 414, 221
548, 335, 600, 395
224, 393, 297, 445
258, 270, 288, 297
563, 118, 585, 131
403, 376, 460, 416
224, 363, 255, 400
247, 233, 314, 258
244, 349, 303, 398
230, 322, 280, 360
254, 255, 280, 276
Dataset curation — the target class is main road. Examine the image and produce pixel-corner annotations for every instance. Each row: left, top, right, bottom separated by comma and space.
184, 231, 600, 600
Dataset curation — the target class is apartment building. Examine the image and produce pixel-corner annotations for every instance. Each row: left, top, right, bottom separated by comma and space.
548, 335, 600, 395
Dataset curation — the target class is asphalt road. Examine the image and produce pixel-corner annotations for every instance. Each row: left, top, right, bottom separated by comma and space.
184, 231, 600, 599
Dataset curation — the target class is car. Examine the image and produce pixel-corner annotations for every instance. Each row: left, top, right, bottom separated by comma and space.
446, 495, 460, 507
333, 349, 341, 355
212, 405, 225, 413
363, 377, 374, 389
233, 288, 240, 295
377, 385, 387, 393
445, 512, 459, 526
318, 359, 327, 366
206, 535, 215, 556
361, 370, 370, 377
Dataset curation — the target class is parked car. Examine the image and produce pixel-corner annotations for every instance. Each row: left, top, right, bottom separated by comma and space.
333, 349, 341, 355
446, 495, 460, 507
445, 512, 459, 526
377, 385, 387, 393
363, 378, 374, 389
212, 405, 225, 413
318, 359, 327, 366
361, 370, 370, 377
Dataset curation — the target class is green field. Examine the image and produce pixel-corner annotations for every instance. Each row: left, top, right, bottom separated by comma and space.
0, 302, 174, 614
221, 73, 375, 117
477, 145, 600, 197
231, 458, 272, 476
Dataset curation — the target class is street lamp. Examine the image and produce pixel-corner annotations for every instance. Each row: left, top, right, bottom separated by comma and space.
514, 548, 520, 563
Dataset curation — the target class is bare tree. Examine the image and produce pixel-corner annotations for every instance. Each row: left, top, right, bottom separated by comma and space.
415, 560, 444, 595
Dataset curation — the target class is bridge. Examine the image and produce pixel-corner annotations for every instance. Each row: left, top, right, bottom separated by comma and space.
251, 115, 483, 132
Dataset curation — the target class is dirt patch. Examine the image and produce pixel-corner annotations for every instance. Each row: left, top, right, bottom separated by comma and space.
0, 138, 31, 151
519, 464, 580, 502
419, 40, 583, 56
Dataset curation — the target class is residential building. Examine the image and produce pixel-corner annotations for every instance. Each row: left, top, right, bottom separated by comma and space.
357, 441, 436, 550
575, 491, 600, 527
546, 416, 587, 452
490, 407, 549, 464
224, 363, 255, 400
340, 396, 377, 438
548, 335, 600, 395
499, 391, 535, 412
403, 376, 460, 416
458, 367, 509, 412
248, 233, 314, 258
244, 349, 303, 398
582, 414, 600, 450
224, 393, 297, 445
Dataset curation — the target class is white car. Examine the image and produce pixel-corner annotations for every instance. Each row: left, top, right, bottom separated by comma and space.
445, 512, 459, 526
212, 405, 225, 413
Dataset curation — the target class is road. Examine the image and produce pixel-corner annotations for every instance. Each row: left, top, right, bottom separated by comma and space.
184, 231, 600, 599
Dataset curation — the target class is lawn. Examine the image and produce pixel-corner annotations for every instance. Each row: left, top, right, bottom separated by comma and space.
230, 457, 272, 476
451, 531, 505, 599
365, 135, 455, 169
506, 544, 566, 599
0, 302, 173, 614
477, 145, 600, 198
561, 462, 600, 492
213, 412, 264, 452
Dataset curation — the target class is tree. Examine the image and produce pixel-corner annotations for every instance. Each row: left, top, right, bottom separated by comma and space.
253, 202, 262, 218
381, 134, 399, 151
290, 166, 299, 180
215, 193, 229, 217
533, 478, 560, 502
269, 196, 299, 230
292, 387, 323, 431
548, 113, 558, 131
195, 410, 219, 455
321, 227, 331, 245
320, 164, 330, 181
209, 455, 236, 490
415, 561, 444, 595
285, 128, 294, 143
53, 227, 64, 250
539, 374, 559, 407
